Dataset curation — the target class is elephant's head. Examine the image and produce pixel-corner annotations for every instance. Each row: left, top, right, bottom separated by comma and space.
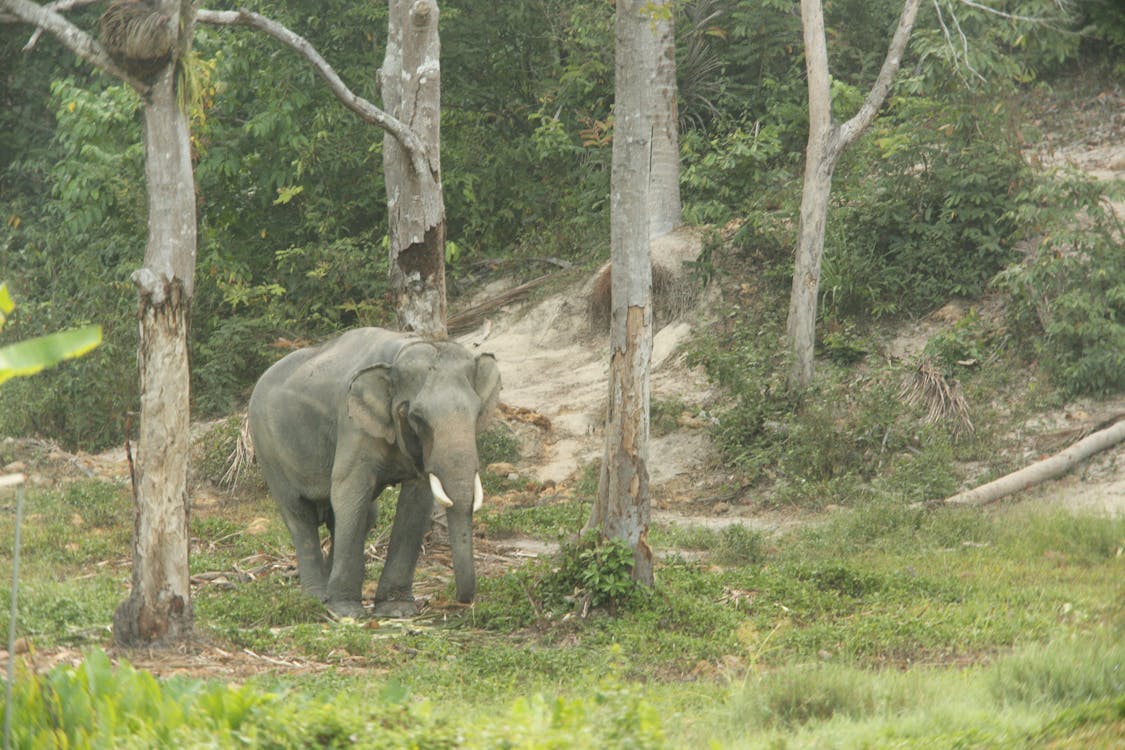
347, 341, 501, 603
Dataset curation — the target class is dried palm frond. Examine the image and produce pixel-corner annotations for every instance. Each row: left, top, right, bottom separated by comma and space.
220, 415, 255, 490
99, 0, 174, 80
900, 360, 974, 437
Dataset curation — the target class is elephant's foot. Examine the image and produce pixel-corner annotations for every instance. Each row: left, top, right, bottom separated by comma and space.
373, 598, 418, 618
325, 599, 368, 620
303, 584, 328, 602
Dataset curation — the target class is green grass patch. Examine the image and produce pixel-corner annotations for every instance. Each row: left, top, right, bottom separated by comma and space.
2, 479, 1123, 746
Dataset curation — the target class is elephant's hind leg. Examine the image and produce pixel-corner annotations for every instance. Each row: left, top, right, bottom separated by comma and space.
263, 468, 329, 600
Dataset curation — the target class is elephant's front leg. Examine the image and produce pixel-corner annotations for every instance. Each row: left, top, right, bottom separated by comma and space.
374, 479, 434, 618
324, 472, 376, 619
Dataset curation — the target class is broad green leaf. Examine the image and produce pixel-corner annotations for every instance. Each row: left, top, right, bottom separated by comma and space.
0, 324, 102, 386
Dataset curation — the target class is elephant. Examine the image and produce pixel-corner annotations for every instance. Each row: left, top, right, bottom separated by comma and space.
248, 327, 501, 619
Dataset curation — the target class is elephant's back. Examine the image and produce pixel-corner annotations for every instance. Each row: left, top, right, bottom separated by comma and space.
256, 328, 409, 389
249, 328, 414, 426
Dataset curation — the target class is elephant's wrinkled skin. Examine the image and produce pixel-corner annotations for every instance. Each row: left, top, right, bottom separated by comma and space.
248, 327, 501, 618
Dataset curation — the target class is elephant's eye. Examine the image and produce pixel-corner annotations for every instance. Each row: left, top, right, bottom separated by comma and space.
408, 411, 432, 438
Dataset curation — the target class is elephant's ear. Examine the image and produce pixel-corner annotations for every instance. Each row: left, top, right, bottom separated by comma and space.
474, 353, 502, 431
347, 365, 396, 444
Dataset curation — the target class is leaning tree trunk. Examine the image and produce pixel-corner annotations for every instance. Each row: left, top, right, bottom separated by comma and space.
382, 0, 446, 337
647, 0, 681, 239
588, 0, 656, 587
785, 0, 922, 391
112, 49, 196, 646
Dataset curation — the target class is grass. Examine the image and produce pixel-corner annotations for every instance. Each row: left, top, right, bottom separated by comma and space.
1, 476, 1122, 746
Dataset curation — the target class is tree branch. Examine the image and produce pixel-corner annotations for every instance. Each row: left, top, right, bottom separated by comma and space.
933, 1, 1077, 84
195, 7, 430, 173
0, 0, 150, 93
838, 0, 922, 149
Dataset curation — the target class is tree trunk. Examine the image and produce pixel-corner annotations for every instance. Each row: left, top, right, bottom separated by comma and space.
785, 0, 922, 391
112, 32, 196, 646
382, 0, 447, 337
589, 0, 655, 587
647, 0, 681, 239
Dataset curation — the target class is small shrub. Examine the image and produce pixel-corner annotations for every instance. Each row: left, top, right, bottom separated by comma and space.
193, 415, 252, 487
714, 524, 766, 566
478, 424, 521, 467
556, 533, 641, 611
924, 308, 1007, 370
650, 399, 687, 438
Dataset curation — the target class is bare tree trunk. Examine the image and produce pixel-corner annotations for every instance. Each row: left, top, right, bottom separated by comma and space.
112, 2, 196, 645
647, 0, 681, 239
786, 0, 837, 391
382, 0, 446, 337
588, 0, 655, 587
786, 0, 922, 391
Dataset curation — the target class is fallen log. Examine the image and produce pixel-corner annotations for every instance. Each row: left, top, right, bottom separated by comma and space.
941, 416, 1125, 506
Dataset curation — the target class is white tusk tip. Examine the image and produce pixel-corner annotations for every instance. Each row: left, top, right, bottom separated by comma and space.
429, 473, 454, 508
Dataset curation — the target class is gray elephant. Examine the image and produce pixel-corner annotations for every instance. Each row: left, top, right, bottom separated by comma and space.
248, 327, 501, 619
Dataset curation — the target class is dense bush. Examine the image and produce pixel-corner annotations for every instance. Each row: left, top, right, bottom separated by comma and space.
993, 172, 1125, 396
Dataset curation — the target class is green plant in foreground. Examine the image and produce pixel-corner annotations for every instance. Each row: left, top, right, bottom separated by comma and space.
0, 282, 101, 387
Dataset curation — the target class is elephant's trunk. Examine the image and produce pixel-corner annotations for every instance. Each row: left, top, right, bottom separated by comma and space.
428, 469, 479, 604
447, 502, 476, 603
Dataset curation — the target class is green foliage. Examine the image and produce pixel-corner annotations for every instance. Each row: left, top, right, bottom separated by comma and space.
0, 79, 140, 449
754, 663, 881, 727
923, 308, 1006, 370
1, 475, 1123, 746
993, 171, 1125, 396
558, 534, 639, 610
679, 119, 788, 225
689, 307, 963, 506
823, 95, 1032, 319
655, 523, 766, 567
0, 648, 463, 749
2, 0, 1117, 453
0, 282, 101, 386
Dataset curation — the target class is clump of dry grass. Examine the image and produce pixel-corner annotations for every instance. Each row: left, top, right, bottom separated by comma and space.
901, 360, 974, 438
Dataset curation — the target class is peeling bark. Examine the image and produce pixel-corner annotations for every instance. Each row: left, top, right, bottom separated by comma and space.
111, 20, 196, 645
114, 280, 193, 645
589, 0, 656, 587
382, 0, 446, 337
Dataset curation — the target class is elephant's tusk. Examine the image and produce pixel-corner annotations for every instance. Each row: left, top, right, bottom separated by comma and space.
429, 473, 454, 508
473, 473, 484, 512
